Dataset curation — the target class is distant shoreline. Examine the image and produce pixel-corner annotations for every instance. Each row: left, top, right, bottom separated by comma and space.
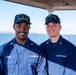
0, 31, 76, 35
0, 31, 14, 34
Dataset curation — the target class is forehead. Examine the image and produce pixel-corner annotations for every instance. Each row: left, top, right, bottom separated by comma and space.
46, 22, 60, 26
16, 22, 29, 25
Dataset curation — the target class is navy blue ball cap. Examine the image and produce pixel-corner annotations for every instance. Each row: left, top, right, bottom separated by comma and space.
14, 14, 31, 25
45, 14, 61, 25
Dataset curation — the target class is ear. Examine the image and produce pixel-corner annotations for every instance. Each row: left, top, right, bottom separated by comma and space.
29, 25, 31, 29
13, 25, 15, 30
46, 25, 48, 30
59, 25, 62, 30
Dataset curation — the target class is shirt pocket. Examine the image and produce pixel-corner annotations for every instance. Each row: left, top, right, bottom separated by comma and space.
28, 54, 39, 64
55, 54, 67, 66
6, 55, 17, 73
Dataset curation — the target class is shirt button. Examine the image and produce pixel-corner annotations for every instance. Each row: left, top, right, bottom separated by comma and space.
60, 42, 62, 44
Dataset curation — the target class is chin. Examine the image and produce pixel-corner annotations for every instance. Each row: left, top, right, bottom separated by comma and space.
19, 38, 26, 41
49, 35, 55, 37
21, 37, 28, 40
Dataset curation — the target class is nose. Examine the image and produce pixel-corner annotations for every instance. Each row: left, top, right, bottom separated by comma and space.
50, 25, 53, 28
20, 26, 26, 32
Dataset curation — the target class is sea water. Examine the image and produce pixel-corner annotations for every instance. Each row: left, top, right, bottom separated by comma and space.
0, 33, 76, 46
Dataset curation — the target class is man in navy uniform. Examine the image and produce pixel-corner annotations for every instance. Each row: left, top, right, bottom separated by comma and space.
0, 14, 47, 75
40, 14, 76, 75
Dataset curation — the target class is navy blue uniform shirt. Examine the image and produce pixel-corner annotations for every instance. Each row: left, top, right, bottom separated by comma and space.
40, 35, 76, 75
0, 38, 47, 75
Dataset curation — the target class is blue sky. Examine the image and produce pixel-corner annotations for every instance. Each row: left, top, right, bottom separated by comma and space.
0, 0, 76, 34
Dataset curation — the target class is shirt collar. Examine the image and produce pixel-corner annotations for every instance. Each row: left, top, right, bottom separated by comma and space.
46, 35, 64, 46
7, 38, 34, 49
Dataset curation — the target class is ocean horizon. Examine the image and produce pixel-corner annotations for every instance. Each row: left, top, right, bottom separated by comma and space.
0, 33, 76, 46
